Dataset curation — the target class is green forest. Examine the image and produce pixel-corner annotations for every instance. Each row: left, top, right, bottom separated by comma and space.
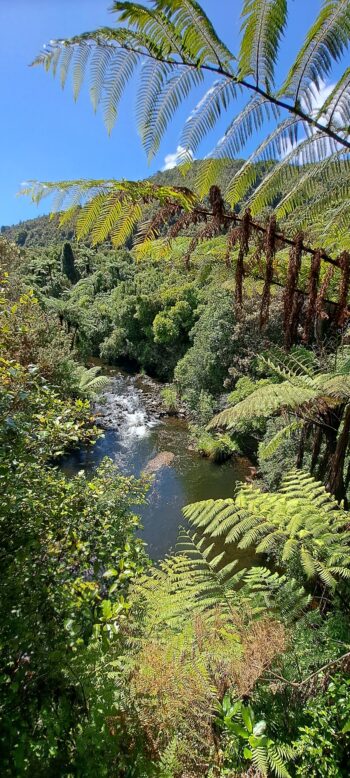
2, 1, 350, 775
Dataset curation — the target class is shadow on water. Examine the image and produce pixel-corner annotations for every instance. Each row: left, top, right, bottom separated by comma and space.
61, 370, 253, 560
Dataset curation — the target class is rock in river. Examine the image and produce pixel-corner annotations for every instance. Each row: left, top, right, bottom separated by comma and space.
143, 451, 175, 474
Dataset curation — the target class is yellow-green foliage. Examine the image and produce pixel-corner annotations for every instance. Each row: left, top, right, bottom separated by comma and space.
184, 469, 350, 590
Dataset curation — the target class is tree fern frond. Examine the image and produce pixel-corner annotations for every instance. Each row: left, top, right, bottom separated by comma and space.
282, 0, 350, 111
276, 151, 350, 220
208, 381, 316, 431
59, 44, 75, 89
247, 132, 343, 215
213, 95, 275, 164
113, 1, 186, 58
194, 158, 233, 199
102, 49, 139, 134
180, 78, 239, 163
145, 65, 204, 159
317, 67, 350, 127
259, 420, 303, 461
154, 0, 233, 67
239, 0, 288, 88
136, 59, 172, 146
89, 44, 116, 111
72, 42, 91, 101
20, 178, 197, 245
224, 116, 300, 205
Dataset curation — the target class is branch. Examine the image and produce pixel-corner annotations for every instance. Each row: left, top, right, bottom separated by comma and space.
266, 651, 350, 688
192, 206, 341, 268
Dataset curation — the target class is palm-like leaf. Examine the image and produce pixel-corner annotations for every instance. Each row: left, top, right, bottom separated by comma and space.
183, 469, 350, 590
282, 0, 350, 111
209, 347, 350, 431
21, 178, 197, 246
239, 0, 288, 88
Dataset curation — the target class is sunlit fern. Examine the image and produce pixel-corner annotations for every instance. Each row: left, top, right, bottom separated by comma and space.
183, 469, 350, 591
21, 179, 196, 247
74, 365, 110, 398
209, 346, 350, 431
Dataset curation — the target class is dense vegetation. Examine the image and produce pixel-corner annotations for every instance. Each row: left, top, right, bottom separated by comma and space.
2, 0, 350, 775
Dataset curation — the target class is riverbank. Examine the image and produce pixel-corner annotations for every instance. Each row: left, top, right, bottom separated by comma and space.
61, 368, 253, 558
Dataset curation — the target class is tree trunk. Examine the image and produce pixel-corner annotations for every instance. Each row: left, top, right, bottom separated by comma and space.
326, 404, 350, 505
317, 408, 344, 481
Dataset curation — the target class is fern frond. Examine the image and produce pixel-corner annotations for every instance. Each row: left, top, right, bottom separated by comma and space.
20, 178, 197, 246
251, 744, 269, 775
154, 0, 233, 67
317, 67, 350, 127
268, 744, 293, 778
239, 0, 288, 88
259, 420, 304, 460
208, 381, 316, 431
145, 65, 204, 159
247, 133, 343, 215
224, 116, 300, 205
276, 151, 350, 220
282, 0, 350, 111
180, 78, 238, 164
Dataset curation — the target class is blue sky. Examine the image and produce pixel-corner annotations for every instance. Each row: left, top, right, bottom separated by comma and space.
1, 0, 323, 226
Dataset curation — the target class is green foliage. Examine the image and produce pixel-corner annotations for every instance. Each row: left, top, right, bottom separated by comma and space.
217, 694, 294, 777
73, 364, 110, 399
191, 427, 239, 462
0, 267, 149, 775
293, 675, 350, 777
160, 384, 179, 414
174, 289, 237, 405
183, 468, 350, 591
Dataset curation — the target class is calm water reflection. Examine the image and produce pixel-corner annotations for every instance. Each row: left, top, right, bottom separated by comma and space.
61, 372, 252, 559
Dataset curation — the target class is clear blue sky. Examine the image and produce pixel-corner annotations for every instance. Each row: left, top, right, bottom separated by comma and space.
1, 0, 322, 226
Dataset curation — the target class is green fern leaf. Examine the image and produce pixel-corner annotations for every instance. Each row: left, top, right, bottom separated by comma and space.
282, 0, 350, 111
239, 0, 288, 88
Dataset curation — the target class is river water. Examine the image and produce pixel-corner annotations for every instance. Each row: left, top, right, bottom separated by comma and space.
62, 370, 253, 559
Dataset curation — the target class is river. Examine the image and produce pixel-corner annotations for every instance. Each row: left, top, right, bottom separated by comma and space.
61, 369, 253, 559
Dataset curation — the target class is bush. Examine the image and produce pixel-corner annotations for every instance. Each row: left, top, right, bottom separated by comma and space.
161, 385, 179, 414
191, 427, 239, 462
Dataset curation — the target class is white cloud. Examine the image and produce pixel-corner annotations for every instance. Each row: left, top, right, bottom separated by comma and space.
162, 145, 193, 171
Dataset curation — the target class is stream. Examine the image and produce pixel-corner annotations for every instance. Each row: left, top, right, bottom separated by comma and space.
61, 369, 253, 560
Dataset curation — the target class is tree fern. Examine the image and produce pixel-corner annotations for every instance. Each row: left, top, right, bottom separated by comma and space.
21, 178, 196, 246
29, 0, 350, 244
209, 347, 350, 432
74, 365, 110, 398
183, 469, 350, 591
317, 66, 350, 127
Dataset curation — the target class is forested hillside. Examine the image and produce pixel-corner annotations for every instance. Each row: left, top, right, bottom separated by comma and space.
2, 0, 350, 776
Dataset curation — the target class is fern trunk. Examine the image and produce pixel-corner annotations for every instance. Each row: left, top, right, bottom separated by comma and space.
317, 408, 344, 481
326, 404, 350, 505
